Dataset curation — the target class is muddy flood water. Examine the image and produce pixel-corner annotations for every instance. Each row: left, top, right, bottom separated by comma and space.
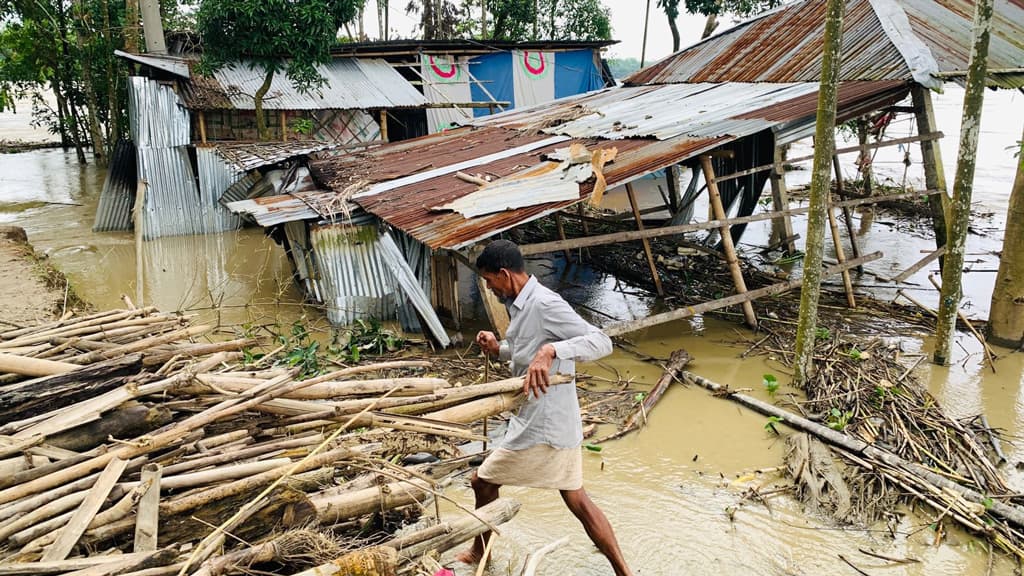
1, 87, 1023, 575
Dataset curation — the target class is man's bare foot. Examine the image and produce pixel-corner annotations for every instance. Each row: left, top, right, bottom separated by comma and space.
454, 547, 483, 565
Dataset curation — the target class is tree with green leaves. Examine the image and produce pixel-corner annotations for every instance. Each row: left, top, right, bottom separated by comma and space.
196, 0, 365, 141
656, 0, 781, 52
405, 0, 611, 41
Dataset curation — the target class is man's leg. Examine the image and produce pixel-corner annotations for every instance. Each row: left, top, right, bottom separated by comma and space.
560, 487, 633, 576
456, 471, 501, 564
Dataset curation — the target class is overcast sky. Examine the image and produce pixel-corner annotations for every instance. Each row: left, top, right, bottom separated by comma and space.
360, 1, 755, 65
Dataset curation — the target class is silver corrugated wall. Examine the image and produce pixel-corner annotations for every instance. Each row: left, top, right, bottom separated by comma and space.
196, 148, 243, 234
93, 139, 138, 232
309, 222, 399, 327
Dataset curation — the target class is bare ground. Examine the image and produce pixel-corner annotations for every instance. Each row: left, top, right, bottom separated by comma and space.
0, 225, 84, 330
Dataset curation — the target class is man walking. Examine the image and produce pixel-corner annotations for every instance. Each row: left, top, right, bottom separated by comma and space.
456, 240, 633, 576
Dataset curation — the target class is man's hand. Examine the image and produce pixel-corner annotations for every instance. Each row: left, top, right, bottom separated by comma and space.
523, 344, 556, 398
475, 331, 500, 357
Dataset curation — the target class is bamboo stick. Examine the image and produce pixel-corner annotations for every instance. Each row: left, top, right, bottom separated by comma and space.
826, 203, 857, 307
42, 457, 128, 561
700, 155, 756, 327
389, 498, 520, 563
193, 375, 451, 399
310, 478, 431, 525
625, 183, 664, 296
0, 354, 79, 378
0, 553, 157, 576
67, 325, 212, 365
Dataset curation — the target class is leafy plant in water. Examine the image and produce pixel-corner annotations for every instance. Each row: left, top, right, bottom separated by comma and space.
827, 408, 854, 431
764, 415, 783, 435
763, 373, 779, 397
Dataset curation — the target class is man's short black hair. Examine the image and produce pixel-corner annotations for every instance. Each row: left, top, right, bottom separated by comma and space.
475, 239, 525, 274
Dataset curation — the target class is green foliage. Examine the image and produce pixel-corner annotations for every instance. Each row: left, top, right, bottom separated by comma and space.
826, 408, 853, 431
291, 117, 314, 135
815, 327, 831, 340
764, 415, 783, 435
275, 322, 323, 378
684, 0, 782, 18
197, 0, 364, 138
848, 346, 862, 360
762, 373, 779, 397
584, 443, 603, 452
335, 317, 405, 362
468, 0, 611, 41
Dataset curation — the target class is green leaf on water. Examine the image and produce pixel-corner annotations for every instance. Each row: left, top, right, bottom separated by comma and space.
584, 444, 603, 452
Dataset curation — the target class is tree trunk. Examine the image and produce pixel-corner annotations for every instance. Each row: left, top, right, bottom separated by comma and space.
793, 0, 846, 384
72, 0, 107, 165
701, 13, 718, 39
856, 120, 873, 195
549, 0, 556, 38
102, 0, 120, 156
934, 0, 994, 365
667, 11, 680, 52
50, 79, 72, 150
253, 68, 275, 141
125, 0, 140, 53
987, 129, 1024, 349
55, 3, 87, 163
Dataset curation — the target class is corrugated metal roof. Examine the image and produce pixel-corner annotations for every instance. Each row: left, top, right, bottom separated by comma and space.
208, 141, 343, 171
227, 80, 909, 249
114, 50, 191, 78
626, 0, 1023, 89
182, 58, 427, 111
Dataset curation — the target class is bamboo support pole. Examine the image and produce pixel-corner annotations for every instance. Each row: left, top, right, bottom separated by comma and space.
700, 155, 757, 328
134, 181, 146, 303
379, 110, 388, 142
832, 155, 863, 271
0, 354, 79, 378
888, 246, 946, 283
786, 131, 944, 164
197, 111, 207, 144
625, 183, 664, 296
826, 203, 857, 307
554, 212, 572, 263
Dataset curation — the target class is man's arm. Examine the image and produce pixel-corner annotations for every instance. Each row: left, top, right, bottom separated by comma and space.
522, 295, 612, 398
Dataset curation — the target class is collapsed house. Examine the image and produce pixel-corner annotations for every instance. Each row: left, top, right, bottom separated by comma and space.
229, 0, 1022, 343
93, 40, 614, 242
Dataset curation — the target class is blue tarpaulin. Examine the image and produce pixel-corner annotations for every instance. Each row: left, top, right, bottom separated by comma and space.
469, 49, 604, 117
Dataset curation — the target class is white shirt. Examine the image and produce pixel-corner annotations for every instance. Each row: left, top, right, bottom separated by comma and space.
497, 276, 613, 450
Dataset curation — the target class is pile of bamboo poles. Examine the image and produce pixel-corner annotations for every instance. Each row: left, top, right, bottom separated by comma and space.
0, 308, 542, 576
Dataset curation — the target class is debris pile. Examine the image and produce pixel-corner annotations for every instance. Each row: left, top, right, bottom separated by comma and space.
0, 308, 537, 576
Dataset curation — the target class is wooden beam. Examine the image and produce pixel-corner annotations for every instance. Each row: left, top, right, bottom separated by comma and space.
133, 463, 161, 552
379, 110, 388, 143
714, 162, 775, 184
786, 131, 944, 164
280, 111, 287, 142
519, 190, 942, 256
625, 183, 664, 296
700, 156, 756, 328
911, 86, 950, 262
576, 203, 591, 261
604, 251, 882, 337
665, 165, 681, 213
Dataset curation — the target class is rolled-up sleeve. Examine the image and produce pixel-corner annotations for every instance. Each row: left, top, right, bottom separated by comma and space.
543, 298, 612, 362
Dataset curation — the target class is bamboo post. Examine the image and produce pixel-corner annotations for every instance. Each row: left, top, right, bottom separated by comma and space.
624, 183, 664, 296
553, 212, 572, 263
198, 111, 207, 144
911, 84, 950, 262
832, 155, 863, 271
43, 457, 128, 561
826, 202, 856, 308
576, 203, 591, 261
379, 110, 388, 142
134, 181, 146, 305
133, 463, 161, 552
0, 353, 78, 377
934, 0, 994, 366
793, 0, 847, 384
699, 156, 756, 327
279, 111, 287, 142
